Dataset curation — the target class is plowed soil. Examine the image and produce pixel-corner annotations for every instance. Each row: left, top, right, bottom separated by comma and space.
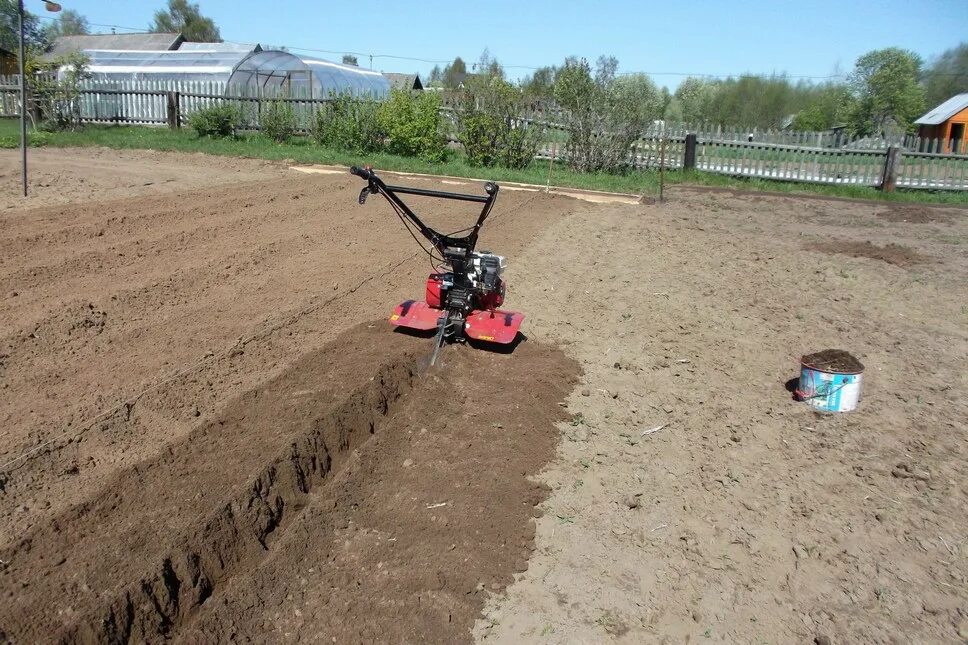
3, 148, 968, 644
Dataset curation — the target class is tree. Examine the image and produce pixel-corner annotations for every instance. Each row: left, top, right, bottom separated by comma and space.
923, 43, 968, 108
554, 56, 662, 172
847, 47, 925, 135
792, 83, 852, 130
150, 0, 221, 42
475, 48, 503, 79
41, 8, 89, 41
342, 54, 358, 66
442, 56, 466, 89
0, 0, 44, 52
521, 65, 557, 100
428, 64, 442, 87
674, 77, 716, 124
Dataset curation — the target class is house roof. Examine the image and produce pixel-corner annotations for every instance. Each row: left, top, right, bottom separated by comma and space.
915, 93, 968, 125
47, 33, 184, 57
384, 72, 423, 90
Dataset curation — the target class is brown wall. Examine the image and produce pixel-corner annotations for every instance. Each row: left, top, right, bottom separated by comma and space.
0, 52, 17, 76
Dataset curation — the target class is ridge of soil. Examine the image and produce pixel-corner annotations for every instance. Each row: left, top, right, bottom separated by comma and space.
0, 323, 579, 642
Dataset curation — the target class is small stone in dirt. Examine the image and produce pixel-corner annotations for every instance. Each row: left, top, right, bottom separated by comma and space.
514, 559, 529, 572
192, 407, 201, 418
333, 283, 339, 290
402, 458, 414, 468
9, 291, 17, 298
581, 388, 591, 397
663, 405, 674, 414
874, 511, 886, 522
815, 635, 832, 645
623, 495, 641, 509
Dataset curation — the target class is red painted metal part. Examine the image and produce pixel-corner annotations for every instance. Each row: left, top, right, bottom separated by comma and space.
389, 300, 444, 331
464, 309, 524, 344
425, 274, 443, 308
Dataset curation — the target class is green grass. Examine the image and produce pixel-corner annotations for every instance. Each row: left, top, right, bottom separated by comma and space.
2, 119, 966, 205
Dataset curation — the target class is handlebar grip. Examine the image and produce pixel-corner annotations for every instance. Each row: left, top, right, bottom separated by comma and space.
350, 166, 372, 181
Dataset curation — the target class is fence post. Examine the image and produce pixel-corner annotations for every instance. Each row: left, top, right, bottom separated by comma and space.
166, 91, 181, 129
880, 146, 901, 192
683, 133, 697, 170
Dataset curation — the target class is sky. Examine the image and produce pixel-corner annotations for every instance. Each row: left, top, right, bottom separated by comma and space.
33, 0, 968, 89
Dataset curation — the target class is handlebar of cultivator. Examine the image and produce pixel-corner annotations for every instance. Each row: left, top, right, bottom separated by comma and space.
349, 165, 500, 255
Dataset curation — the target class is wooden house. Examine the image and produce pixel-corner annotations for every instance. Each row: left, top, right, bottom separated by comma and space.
915, 93, 968, 154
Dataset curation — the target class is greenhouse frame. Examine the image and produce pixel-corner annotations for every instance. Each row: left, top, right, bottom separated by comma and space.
79, 48, 391, 98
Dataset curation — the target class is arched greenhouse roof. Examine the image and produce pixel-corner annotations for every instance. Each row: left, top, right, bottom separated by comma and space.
78, 48, 390, 98
228, 51, 389, 98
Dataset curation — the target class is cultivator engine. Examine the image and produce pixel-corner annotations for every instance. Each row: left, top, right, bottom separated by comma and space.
350, 166, 524, 364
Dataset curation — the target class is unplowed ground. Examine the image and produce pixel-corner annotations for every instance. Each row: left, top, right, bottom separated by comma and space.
2, 148, 967, 643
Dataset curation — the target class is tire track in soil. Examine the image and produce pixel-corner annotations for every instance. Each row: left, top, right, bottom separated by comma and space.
0, 323, 579, 643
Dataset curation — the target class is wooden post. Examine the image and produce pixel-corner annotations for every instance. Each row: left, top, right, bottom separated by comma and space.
880, 146, 901, 192
683, 133, 697, 170
546, 142, 556, 192
166, 91, 181, 129
659, 137, 666, 202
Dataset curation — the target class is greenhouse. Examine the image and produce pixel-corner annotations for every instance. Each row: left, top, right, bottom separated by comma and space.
78, 48, 390, 99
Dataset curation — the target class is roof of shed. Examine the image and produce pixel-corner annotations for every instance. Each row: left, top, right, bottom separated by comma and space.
915, 93, 968, 125
384, 73, 423, 90
47, 33, 184, 56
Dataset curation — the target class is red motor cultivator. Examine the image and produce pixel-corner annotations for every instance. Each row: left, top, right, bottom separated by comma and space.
350, 166, 524, 364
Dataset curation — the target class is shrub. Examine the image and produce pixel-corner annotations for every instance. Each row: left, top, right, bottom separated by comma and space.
260, 99, 296, 143
554, 57, 663, 173
187, 104, 240, 138
377, 89, 446, 162
310, 94, 383, 153
28, 52, 91, 132
458, 76, 543, 169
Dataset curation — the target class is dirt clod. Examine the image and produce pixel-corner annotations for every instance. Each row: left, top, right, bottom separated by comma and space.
806, 240, 927, 266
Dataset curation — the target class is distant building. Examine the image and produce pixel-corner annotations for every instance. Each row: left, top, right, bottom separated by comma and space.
46, 33, 185, 58
384, 73, 423, 91
914, 93, 968, 154
0, 47, 16, 76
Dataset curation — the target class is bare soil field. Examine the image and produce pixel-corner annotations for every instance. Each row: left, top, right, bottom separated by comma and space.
1, 149, 967, 643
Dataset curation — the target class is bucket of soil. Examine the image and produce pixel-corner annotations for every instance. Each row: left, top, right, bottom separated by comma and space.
797, 349, 864, 412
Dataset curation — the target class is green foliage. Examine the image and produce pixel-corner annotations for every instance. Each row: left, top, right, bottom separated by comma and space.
521, 65, 557, 101
41, 9, 89, 41
1, 0, 44, 51
792, 83, 853, 130
150, 0, 220, 42
187, 103, 239, 138
0, 129, 52, 148
311, 94, 383, 153
377, 89, 446, 162
457, 76, 543, 169
554, 57, 662, 173
847, 48, 926, 135
341, 54, 359, 66
260, 100, 296, 143
673, 77, 716, 123
923, 43, 968, 108
28, 52, 92, 131
441, 56, 467, 90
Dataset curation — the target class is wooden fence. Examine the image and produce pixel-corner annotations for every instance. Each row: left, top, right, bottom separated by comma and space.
2, 81, 966, 190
